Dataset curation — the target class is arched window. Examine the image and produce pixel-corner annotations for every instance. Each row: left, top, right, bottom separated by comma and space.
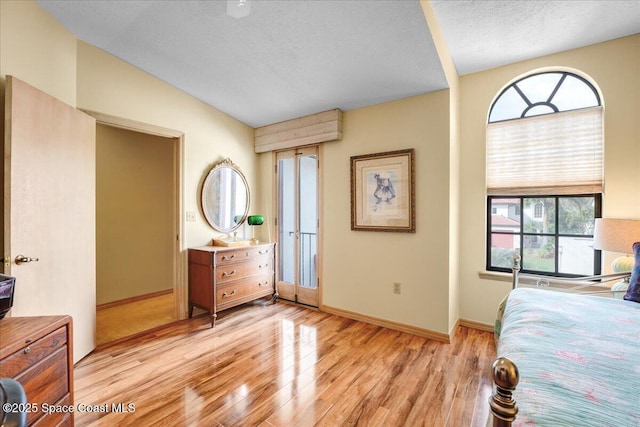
489, 72, 600, 123
486, 71, 603, 277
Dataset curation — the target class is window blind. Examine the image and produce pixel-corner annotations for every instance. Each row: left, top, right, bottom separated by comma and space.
486, 107, 603, 195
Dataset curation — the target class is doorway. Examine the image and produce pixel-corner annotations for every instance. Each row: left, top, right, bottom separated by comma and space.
94, 119, 183, 345
276, 146, 320, 307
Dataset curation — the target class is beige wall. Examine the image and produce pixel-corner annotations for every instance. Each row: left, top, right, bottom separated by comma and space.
458, 34, 640, 326
0, 0, 77, 107
75, 41, 259, 251
421, 0, 461, 333
96, 125, 175, 304
321, 91, 452, 334
0, 0, 79, 253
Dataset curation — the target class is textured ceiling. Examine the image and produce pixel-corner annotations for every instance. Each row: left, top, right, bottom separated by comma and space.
37, 0, 640, 128
431, 0, 640, 75
38, 0, 447, 127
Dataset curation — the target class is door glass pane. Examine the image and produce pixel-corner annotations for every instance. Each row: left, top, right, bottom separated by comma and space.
278, 157, 295, 284
298, 154, 317, 289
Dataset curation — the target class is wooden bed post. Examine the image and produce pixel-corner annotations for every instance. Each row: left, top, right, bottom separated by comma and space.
489, 357, 519, 427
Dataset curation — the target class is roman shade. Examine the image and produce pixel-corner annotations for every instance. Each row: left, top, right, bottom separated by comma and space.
254, 109, 342, 153
486, 106, 603, 195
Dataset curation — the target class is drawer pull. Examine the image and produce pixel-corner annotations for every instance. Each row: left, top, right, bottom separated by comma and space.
222, 254, 236, 261
259, 249, 269, 255
258, 281, 269, 287
222, 270, 236, 277
223, 289, 236, 298
259, 263, 269, 269
24, 347, 31, 354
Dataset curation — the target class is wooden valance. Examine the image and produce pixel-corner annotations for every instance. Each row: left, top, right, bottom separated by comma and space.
254, 109, 342, 153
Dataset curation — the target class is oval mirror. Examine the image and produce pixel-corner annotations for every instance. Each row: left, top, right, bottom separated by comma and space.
201, 158, 249, 233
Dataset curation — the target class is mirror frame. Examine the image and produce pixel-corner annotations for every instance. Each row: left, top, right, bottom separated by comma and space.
201, 158, 250, 233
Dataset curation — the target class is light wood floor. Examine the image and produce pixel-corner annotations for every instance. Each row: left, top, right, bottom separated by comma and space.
75, 301, 496, 426
95, 292, 176, 346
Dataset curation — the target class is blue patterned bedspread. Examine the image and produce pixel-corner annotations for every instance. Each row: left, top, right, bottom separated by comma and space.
497, 288, 640, 426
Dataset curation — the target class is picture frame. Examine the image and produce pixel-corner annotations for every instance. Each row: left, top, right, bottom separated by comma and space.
350, 148, 415, 232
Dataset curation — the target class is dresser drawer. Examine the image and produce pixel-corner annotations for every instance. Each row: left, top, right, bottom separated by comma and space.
16, 347, 69, 426
0, 326, 67, 378
215, 245, 274, 266
216, 274, 274, 309
31, 394, 72, 427
216, 256, 273, 283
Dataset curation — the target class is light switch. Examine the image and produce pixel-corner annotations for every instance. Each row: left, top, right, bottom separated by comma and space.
186, 211, 196, 222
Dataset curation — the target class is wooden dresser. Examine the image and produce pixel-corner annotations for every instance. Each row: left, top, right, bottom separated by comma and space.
0, 315, 73, 426
188, 243, 276, 326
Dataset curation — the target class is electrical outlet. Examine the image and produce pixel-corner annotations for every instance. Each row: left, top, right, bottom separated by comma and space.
186, 211, 196, 222
393, 282, 401, 294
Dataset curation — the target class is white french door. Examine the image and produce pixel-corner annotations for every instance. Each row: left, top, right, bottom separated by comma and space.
276, 146, 319, 307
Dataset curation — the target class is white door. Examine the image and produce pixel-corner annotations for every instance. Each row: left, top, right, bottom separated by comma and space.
4, 76, 96, 362
276, 146, 319, 307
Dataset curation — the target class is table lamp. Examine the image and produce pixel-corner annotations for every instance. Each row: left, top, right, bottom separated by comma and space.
247, 215, 264, 245
593, 218, 640, 296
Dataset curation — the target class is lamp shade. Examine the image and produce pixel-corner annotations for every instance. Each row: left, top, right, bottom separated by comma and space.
593, 218, 640, 254
247, 215, 264, 226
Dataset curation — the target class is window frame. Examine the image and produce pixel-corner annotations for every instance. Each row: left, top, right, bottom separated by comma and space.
488, 71, 601, 123
486, 70, 603, 278
486, 194, 602, 277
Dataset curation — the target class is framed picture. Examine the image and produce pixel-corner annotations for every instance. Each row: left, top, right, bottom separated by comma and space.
350, 148, 415, 232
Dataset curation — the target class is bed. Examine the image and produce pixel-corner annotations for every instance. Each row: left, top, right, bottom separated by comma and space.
489, 249, 640, 426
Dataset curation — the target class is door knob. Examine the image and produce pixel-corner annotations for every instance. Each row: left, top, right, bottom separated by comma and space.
15, 255, 39, 265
